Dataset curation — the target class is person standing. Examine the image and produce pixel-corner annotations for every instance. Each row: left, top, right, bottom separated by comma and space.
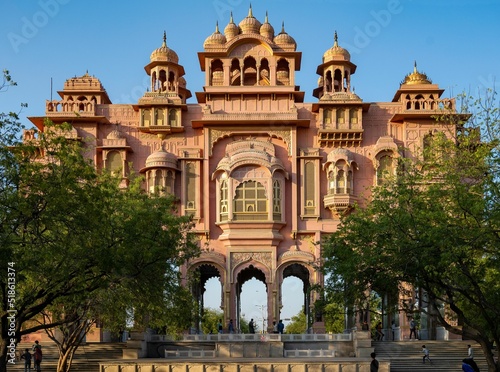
422, 345, 432, 364
391, 320, 396, 341
20, 349, 32, 372
228, 319, 234, 334
370, 352, 379, 372
272, 321, 278, 334
277, 320, 285, 334
32, 341, 42, 372
249, 319, 255, 334
217, 319, 223, 334
409, 318, 417, 340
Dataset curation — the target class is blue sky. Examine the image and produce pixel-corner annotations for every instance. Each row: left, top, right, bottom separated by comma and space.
2, 0, 499, 328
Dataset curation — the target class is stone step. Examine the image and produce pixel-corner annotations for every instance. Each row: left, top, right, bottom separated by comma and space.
373, 340, 490, 371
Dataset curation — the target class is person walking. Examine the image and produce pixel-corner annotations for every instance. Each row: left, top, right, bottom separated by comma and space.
20, 349, 32, 372
462, 359, 475, 372
370, 352, 379, 372
422, 345, 432, 364
32, 341, 42, 372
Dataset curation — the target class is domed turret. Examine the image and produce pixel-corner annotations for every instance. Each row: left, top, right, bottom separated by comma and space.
260, 11, 274, 40
150, 31, 179, 64
238, 5, 261, 34
323, 31, 350, 63
274, 22, 296, 48
224, 12, 240, 41
401, 61, 432, 85
144, 149, 178, 170
204, 22, 227, 48
107, 129, 122, 140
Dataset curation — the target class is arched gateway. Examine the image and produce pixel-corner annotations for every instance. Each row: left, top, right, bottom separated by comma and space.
30, 7, 459, 341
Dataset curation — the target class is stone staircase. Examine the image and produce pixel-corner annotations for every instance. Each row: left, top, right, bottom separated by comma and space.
9, 342, 125, 372
374, 340, 489, 371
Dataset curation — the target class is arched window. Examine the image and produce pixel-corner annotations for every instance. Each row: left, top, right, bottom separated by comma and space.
220, 179, 228, 221
325, 71, 333, 93
168, 109, 177, 126
334, 69, 342, 92
211, 59, 224, 86
243, 57, 257, 86
323, 109, 332, 125
259, 59, 270, 86
377, 155, 394, 185
106, 151, 122, 175
230, 59, 241, 86
165, 170, 174, 194
328, 171, 335, 195
273, 180, 282, 221
156, 108, 165, 126
233, 180, 267, 221
336, 108, 345, 126
168, 71, 175, 91
336, 169, 345, 194
304, 162, 315, 215
349, 108, 358, 126
276, 59, 290, 86
185, 163, 196, 213
142, 109, 151, 127
159, 70, 167, 92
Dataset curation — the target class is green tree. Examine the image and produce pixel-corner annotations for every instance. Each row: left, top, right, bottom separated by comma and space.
0, 99, 200, 372
285, 308, 306, 334
322, 92, 500, 371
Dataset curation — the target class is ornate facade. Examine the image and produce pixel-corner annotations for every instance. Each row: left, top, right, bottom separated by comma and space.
28, 8, 457, 335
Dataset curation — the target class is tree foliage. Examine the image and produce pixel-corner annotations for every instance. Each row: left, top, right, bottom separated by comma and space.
0, 75, 200, 372
322, 91, 500, 371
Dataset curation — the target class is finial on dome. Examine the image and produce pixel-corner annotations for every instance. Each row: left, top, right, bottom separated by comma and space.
215, 21, 220, 33
334, 30, 338, 47
265, 10, 269, 23
162, 31, 166, 47
281, 21, 285, 33
230, 11, 234, 23
413, 60, 418, 72
248, 3, 253, 17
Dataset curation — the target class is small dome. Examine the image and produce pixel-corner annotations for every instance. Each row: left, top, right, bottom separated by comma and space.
274, 22, 296, 47
145, 149, 178, 170
150, 31, 179, 64
238, 5, 261, 34
224, 12, 240, 41
107, 129, 122, 140
260, 12, 274, 39
204, 22, 227, 48
323, 31, 350, 63
402, 62, 432, 85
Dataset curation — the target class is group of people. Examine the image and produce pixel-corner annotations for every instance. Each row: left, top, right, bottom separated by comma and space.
217, 318, 285, 334
370, 344, 480, 372
20, 340, 42, 372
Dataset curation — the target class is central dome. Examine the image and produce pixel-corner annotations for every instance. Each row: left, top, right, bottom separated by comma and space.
238, 5, 261, 34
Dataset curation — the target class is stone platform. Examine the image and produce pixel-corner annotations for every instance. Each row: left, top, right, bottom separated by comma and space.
99, 357, 390, 372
